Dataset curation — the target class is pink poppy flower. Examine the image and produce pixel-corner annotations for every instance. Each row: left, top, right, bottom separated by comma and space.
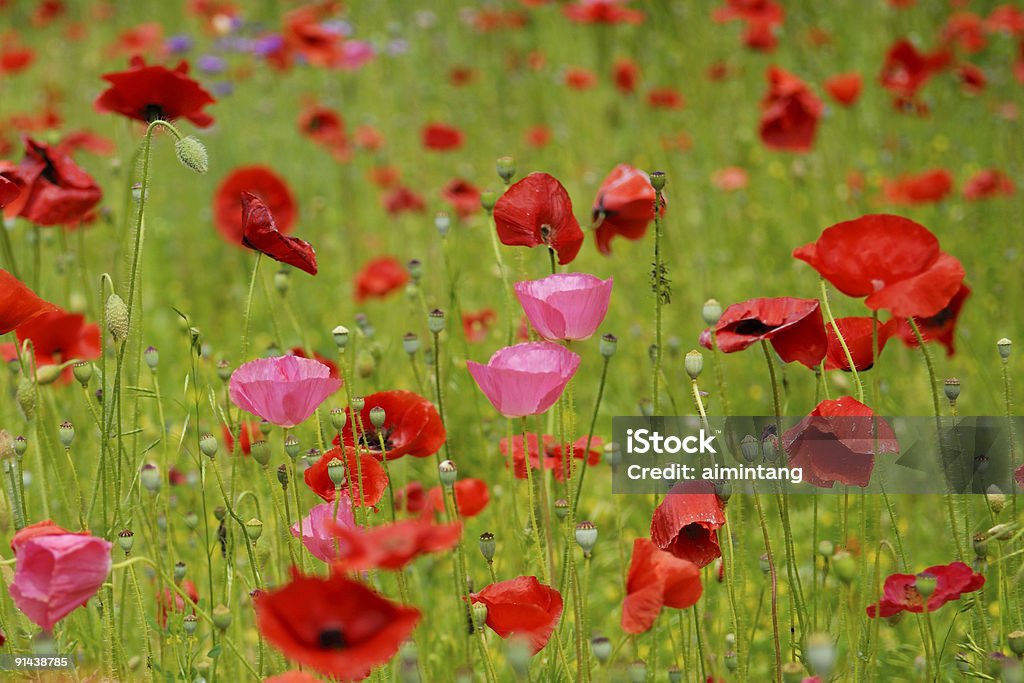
467, 342, 580, 418
10, 521, 112, 631
291, 499, 356, 563
229, 355, 341, 428
514, 273, 613, 342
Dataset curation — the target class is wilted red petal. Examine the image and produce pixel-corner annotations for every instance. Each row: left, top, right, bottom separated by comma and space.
650, 481, 726, 568
241, 192, 317, 275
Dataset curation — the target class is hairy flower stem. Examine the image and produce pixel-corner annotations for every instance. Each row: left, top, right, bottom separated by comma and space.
485, 208, 515, 345
241, 253, 263, 361
753, 490, 783, 683
520, 417, 548, 583
651, 188, 666, 415
819, 279, 864, 403
572, 354, 610, 515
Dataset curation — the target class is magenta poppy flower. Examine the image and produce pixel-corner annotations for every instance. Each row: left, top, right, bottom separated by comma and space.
9, 521, 112, 631
467, 342, 580, 418
514, 273, 613, 342
229, 355, 341, 428
291, 500, 356, 563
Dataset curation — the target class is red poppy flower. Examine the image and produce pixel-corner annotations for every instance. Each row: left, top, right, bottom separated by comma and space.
592, 164, 663, 256
782, 396, 899, 488
895, 283, 970, 357
57, 130, 117, 157
563, 0, 644, 24
987, 5, 1024, 35
214, 166, 297, 245
793, 214, 965, 318
288, 347, 339, 378
564, 67, 598, 90
500, 433, 603, 481
942, 12, 986, 53
94, 56, 215, 127
470, 576, 563, 654
2, 308, 100, 383
823, 317, 898, 372
0, 270, 58, 335
3, 138, 102, 226
711, 166, 748, 192
0, 174, 20, 208
330, 518, 462, 571
256, 570, 420, 680
264, 672, 321, 683
698, 297, 828, 369
546, 436, 604, 483
395, 481, 427, 514
712, 0, 784, 26
882, 169, 954, 205
426, 478, 490, 518
622, 538, 702, 634
157, 579, 198, 627
304, 446, 389, 507
650, 481, 726, 568
449, 65, 476, 86
524, 125, 552, 148
334, 390, 445, 461
462, 308, 497, 343
823, 72, 862, 106
382, 186, 426, 215
367, 165, 400, 189
743, 21, 778, 51
963, 169, 1014, 201
759, 66, 823, 153
494, 173, 584, 265
956, 64, 987, 93
272, 3, 346, 69
866, 562, 984, 618
108, 22, 166, 60
354, 125, 385, 151
354, 257, 410, 303
421, 123, 463, 151
879, 39, 947, 100
441, 178, 481, 219
646, 87, 685, 109
240, 192, 317, 275
613, 58, 640, 94
0, 34, 34, 75
223, 421, 259, 456
297, 103, 350, 162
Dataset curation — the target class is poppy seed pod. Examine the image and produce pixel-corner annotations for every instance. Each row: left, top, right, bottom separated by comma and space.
428, 309, 445, 334
1009, 630, 1024, 656
274, 269, 290, 295
276, 464, 288, 487
740, 434, 760, 463
183, 614, 198, 637
144, 346, 159, 370
284, 435, 300, 459
629, 660, 647, 683
554, 499, 569, 520
403, 333, 420, 355
173, 561, 187, 583
183, 511, 199, 530
370, 406, 386, 429
216, 360, 232, 382
702, 298, 723, 325
479, 532, 496, 562
140, 463, 161, 492
244, 518, 263, 542
833, 550, 856, 584
58, 421, 74, 449
13, 435, 27, 458
685, 350, 704, 380
117, 529, 135, 555
250, 439, 270, 467
944, 377, 961, 402
575, 520, 597, 555
174, 136, 209, 175
351, 396, 365, 412
496, 156, 516, 184
781, 662, 806, 683
997, 337, 1012, 361
590, 636, 611, 663
649, 170, 667, 192
471, 602, 488, 630
327, 458, 346, 487
668, 666, 682, 683
407, 259, 423, 283
105, 294, 129, 343
332, 325, 350, 349
603, 441, 621, 467
72, 361, 92, 386
329, 407, 347, 432
439, 459, 457, 488
818, 540, 835, 557
914, 572, 938, 598
211, 605, 231, 631
600, 333, 618, 358
435, 212, 451, 237
806, 633, 837, 676
199, 433, 218, 459
479, 189, 497, 213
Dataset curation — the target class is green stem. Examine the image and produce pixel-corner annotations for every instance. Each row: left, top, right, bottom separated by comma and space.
819, 279, 864, 403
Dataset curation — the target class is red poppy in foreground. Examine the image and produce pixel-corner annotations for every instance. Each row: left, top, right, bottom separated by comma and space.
563, 0, 644, 24
793, 214, 965, 318
421, 123, 463, 151
0, 269, 58, 335
592, 164, 664, 256
256, 570, 420, 680
698, 297, 828, 369
1, 309, 101, 383
330, 518, 462, 571
305, 447, 389, 507
882, 169, 953, 205
759, 66, 823, 152
823, 317, 898, 372
783, 396, 899, 489
94, 56, 215, 127
622, 538, 702, 634
896, 283, 970, 357
334, 390, 445, 462
963, 169, 1015, 201
354, 256, 410, 303
426, 478, 491, 517
866, 562, 984, 618
494, 173, 584, 265
650, 481, 727, 568
470, 576, 563, 654
214, 166, 297, 244
823, 72, 862, 106
3, 138, 102, 225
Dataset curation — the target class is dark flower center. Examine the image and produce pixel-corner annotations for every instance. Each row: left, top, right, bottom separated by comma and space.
734, 319, 776, 336
359, 427, 395, 452
923, 306, 953, 328
318, 627, 347, 649
540, 223, 552, 244
143, 104, 167, 123
38, 149, 60, 185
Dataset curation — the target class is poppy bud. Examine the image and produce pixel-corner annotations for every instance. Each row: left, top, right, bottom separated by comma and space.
183, 511, 199, 530
183, 614, 198, 636
649, 170, 667, 192
428, 309, 445, 335
781, 662, 806, 683
403, 333, 420, 355
305, 448, 321, 466
329, 407, 347, 432
471, 602, 488, 630
599, 333, 618, 358
479, 532, 496, 562
57, 420, 75, 449
244, 518, 263, 542
15, 374, 34, 420
714, 479, 732, 503
685, 350, 704, 380
332, 325, 350, 349
817, 540, 835, 557
140, 463, 161, 492
997, 337, 1012, 361
117, 529, 134, 555
144, 345, 159, 370
629, 660, 647, 683
370, 406, 386, 429
174, 561, 187, 583
989, 523, 1015, 541
806, 633, 836, 676
480, 189, 498, 213
212, 604, 231, 631
357, 349, 376, 378
740, 434, 760, 463
174, 136, 209, 175
575, 520, 597, 556
647, 344, 658, 365
73, 361, 93, 386
668, 666, 682, 683
603, 441, 621, 467
327, 457, 346, 487
944, 377, 961, 402
12, 434, 26, 459
199, 433, 218, 459
274, 269, 289, 295
284, 435, 300, 459
212, 360, 229, 383
1009, 630, 1024, 657
351, 396, 365, 412
439, 459, 457, 488
105, 294, 130, 343
35, 363, 65, 386
725, 651, 738, 671
276, 464, 289, 487
833, 550, 856, 584
702, 298, 723, 325
250, 439, 270, 466
407, 259, 424, 283
496, 156, 516, 184
974, 532, 989, 559
986, 485, 1006, 515
554, 498, 569, 520
435, 212, 451, 238
591, 636, 611, 663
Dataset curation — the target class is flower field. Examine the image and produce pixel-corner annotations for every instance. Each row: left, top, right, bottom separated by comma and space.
0, 1, 1023, 681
